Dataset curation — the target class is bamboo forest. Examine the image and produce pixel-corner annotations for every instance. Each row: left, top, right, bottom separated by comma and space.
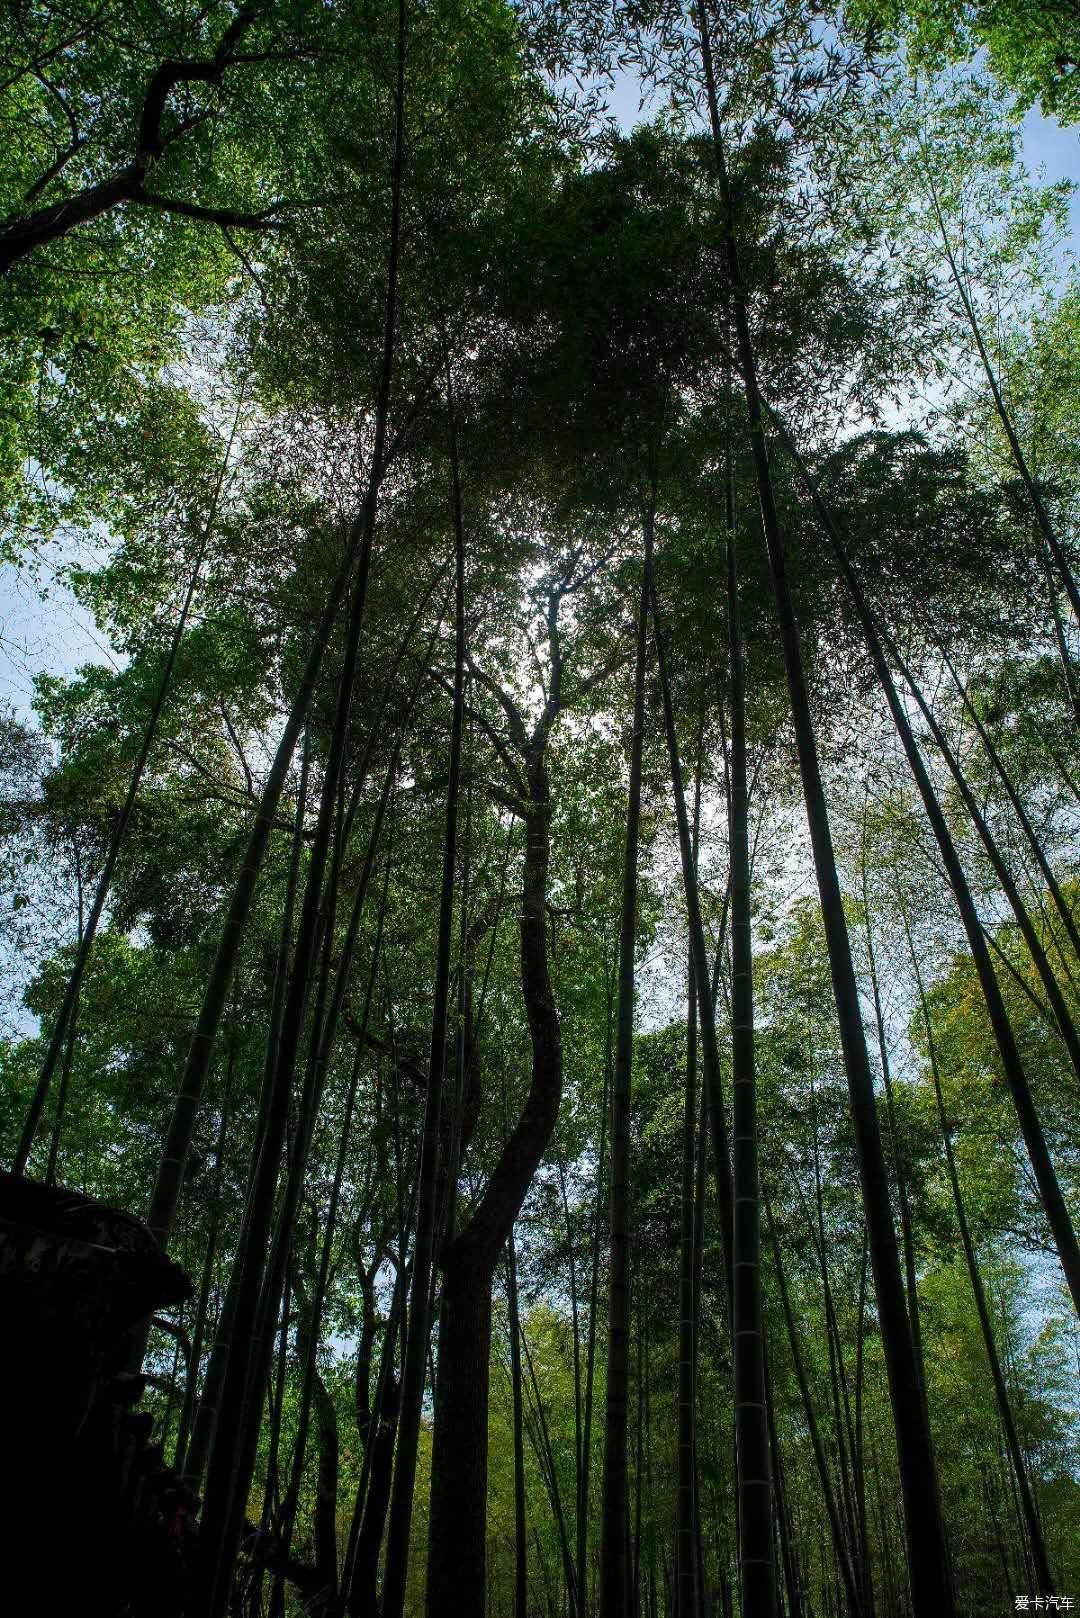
2, 0, 1080, 1614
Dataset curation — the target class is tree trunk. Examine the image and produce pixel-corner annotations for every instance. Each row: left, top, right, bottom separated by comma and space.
180, 732, 311, 1486
173, 1064, 234, 1478
600, 506, 652, 1618
425, 756, 563, 1616
580, 982, 614, 1618
861, 863, 926, 1394
146, 506, 369, 1257
693, 18, 951, 1595
337, 1239, 410, 1618
382, 353, 467, 1618
677, 941, 700, 1618
941, 647, 1080, 961
557, 1149, 585, 1585
274, 903, 383, 1582
727, 527, 776, 1618
1038, 549, 1080, 733
198, 714, 359, 1612
651, 571, 735, 1307
899, 654, 1080, 1083
351, 1372, 402, 1617
142, 0, 411, 1291
427, 1248, 495, 1609
904, 910, 1055, 1595
523, 1319, 580, 1614
765, 1344, 803, 1618
774, 416, 1080, 1320
508, 1230, 529, 1618
764, 1188, 864, 1618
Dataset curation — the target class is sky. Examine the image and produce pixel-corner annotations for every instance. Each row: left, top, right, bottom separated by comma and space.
0, 532, 119, 722
1021, 102, 1080, 246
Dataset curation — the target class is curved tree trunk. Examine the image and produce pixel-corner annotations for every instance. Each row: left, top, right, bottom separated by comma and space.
426, 1247, 496, 1609
426, 758, 563, 1618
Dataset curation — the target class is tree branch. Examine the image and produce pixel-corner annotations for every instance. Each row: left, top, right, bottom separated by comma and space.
128, 184, 283, 231
435, 666, 528, 802
464, 653, 530, 755
137, 6, 262, 161
23, 137, 86, 205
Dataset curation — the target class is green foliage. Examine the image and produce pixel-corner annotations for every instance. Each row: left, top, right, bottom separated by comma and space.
2, 2, 1079, 1611
849, 0, 1080, 121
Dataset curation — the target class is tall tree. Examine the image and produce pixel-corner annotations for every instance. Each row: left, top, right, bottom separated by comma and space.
692, 5, 952, 1608
599, 502, 653, 1618
727, 522, 775, 1618
381, 378, 468, 1618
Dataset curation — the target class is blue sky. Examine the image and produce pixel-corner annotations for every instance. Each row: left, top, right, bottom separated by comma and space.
1021, 100, 1080, 246
0, 533, 118, 723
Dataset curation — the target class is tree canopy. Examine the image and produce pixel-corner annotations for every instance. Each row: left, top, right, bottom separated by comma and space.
1, 1, 1078, 1616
